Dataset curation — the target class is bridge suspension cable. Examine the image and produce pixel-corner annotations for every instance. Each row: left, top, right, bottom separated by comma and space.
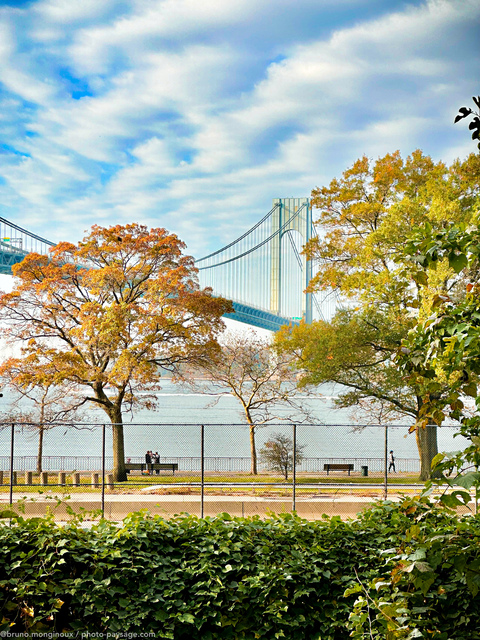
0, 217, 56, 248
0, 217, 56, 275
196, 197, 332, 325
196, 202, 307, 271
196, 203, 281, 264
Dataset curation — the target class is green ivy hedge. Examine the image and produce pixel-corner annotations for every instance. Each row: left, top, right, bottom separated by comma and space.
0, 498, 479, 639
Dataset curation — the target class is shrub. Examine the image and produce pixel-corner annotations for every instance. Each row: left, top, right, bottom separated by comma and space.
348, 499, 480, 639
259, 432, 306, 479
0, 498, 478, 638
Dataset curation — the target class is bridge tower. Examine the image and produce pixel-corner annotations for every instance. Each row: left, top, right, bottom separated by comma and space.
270, 197, 312, 323
195, 196, 318, 331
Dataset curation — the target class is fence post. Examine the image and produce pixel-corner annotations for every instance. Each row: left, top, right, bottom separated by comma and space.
292, 424, 297, 513
25, 471, 33, 485
201, 425, 205, 518
9, 423, 14, 506
384, 424, 388, 500
101, 424, 106, 518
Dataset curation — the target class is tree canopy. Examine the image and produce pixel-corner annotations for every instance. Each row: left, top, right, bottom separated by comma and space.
275, 150, 480, 479
275, 308, 415, 418
390, 98, 480, 503
305, 149, 479, 304
0, 223, 232, 480
398, 224, 480, 419
396, 214, 480, 502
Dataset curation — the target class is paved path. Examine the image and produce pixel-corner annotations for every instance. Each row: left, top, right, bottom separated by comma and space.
2, 487, 475, 521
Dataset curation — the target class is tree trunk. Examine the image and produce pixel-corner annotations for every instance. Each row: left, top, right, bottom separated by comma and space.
415, 397, 440, 481
37, 401, 46, 475
243, 406, 258, 475
37, 425, 44, 474
249, 424, 257, 475
416, 423, 439, 481
110, 407, 127, 482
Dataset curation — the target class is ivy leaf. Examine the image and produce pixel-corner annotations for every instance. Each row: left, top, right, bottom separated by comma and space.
448, 252, 468, 273
463, 381, 477, 398
451, 472, 480, 490
413, 270, 428, 286
454, 107, 472, 123
413, 561, 433, 573
0, 510, 18, 519
178, 613, 196, 624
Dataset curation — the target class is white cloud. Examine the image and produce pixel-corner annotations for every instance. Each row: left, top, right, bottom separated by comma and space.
0, 0, 477, 259
27, 43, 239, 164
35, 0, 121, 24
66, 0, 259, 75
0, 23, 56, 105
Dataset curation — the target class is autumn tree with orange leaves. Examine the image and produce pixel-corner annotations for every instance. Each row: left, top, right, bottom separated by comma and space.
0, 224, 232, 481
276, 150, 480, 480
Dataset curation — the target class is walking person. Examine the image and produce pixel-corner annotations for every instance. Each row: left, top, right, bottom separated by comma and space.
388, 450, 396, 473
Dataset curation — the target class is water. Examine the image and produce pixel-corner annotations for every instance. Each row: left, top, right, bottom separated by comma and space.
0, 380, 466, 462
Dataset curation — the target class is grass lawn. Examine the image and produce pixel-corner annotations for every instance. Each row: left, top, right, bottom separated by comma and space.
0, 471, 424, 496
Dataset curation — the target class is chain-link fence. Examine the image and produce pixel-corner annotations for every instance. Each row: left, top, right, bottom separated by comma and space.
0, 422, 465, 520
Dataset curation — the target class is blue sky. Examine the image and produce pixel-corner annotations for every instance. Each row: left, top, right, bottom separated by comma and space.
0, 0, 479, 259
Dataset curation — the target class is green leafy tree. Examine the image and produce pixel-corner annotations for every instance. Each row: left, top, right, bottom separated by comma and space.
276, 150, 480, 479
454, 95, 480, 149
275, 308, 441, 479
0, 223, 232, 481
398, 219, 480, 504
395, 99, 480, 501
259, 432, 305, 479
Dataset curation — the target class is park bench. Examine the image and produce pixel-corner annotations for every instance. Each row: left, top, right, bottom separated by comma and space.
323, 463, 354, 475
125, 462, 179, 475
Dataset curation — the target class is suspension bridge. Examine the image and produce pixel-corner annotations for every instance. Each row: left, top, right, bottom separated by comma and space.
0, 198, 337, 331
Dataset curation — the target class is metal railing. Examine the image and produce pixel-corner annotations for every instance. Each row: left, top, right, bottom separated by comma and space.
0, 455, 421, 474
0, 422, 461, 519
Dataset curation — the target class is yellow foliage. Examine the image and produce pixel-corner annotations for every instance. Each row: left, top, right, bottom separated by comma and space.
0, 223, 233, 479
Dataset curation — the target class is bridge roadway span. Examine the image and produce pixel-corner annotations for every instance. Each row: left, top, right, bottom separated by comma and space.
0, 219, 300, 332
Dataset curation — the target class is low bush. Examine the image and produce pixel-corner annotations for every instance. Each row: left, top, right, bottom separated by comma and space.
348, 500, 480, 639
0, 498, 479, 638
